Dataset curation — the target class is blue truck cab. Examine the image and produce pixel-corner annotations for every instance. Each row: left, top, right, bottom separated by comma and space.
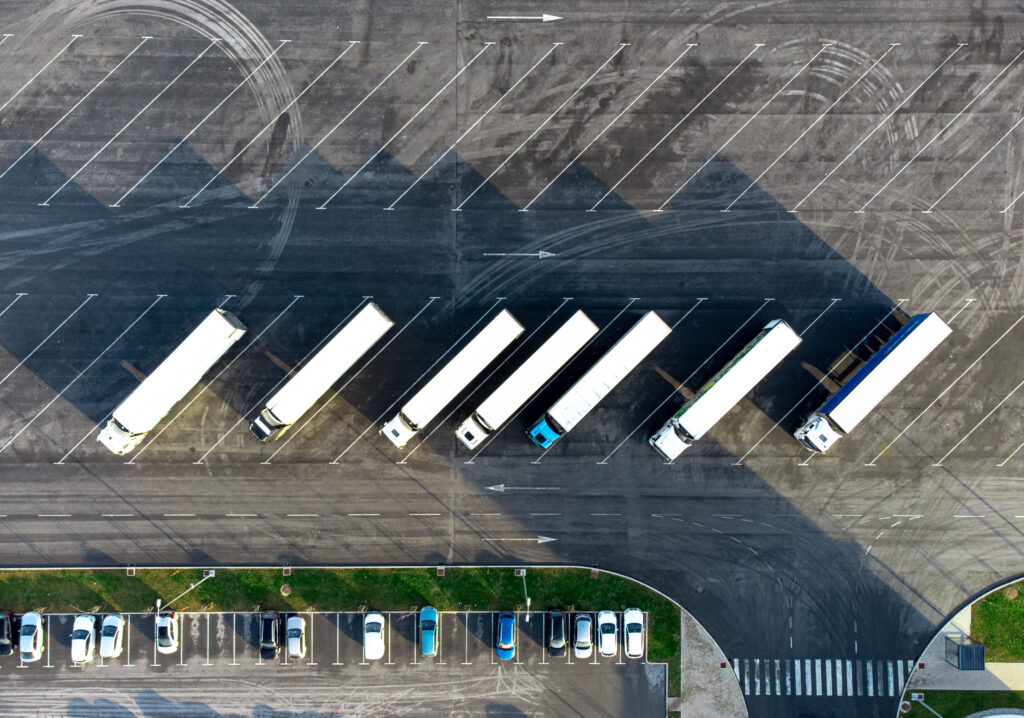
527, 415, 563, 449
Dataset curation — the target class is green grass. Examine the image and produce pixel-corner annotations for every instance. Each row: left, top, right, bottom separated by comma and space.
0, 566, 681, 694
971, 582, 1024, 661
903, 690, 1024, 717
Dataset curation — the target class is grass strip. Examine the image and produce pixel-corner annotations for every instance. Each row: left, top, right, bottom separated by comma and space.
903, 690, 1024, 717
971, 581, 1024, 661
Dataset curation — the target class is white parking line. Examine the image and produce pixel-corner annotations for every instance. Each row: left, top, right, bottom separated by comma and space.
456, 43, 629, 211
724, 43, 899, 212
128, 295, 303, 463
307, 612, 316, 665
925, 115, 1024, 212
791, 44, 967, 210
523, 44, 696, 211
0, 294, 97, 390
0, 37, 150, 181
463, 611, 471, 665
330, 298, 503, 463
658, 43, 831, 211
0, 295, 164, 454
204, 613, 211, 665
934, 373, 1024, 465
182, 41, 358, 208
867, 312, 1024, 465
333, 613, 343, 665
318, 42, 493, 210
0, 292, 27, 321
858, 47, 1024, 212
265, 296, 438, 463
389, 42, 560, 210
230, 614, 237, 665
44, 39, 220, 205
0, 35, 82, 115
588, 44, 763, 211
112, 40, 288, 206
126, 615, 132, 667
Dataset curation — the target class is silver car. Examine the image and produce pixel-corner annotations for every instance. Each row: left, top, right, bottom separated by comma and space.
573, 613, 593, 659
99, 614, 124, 659
286, 615, 306, 660
70, 614, 96, 663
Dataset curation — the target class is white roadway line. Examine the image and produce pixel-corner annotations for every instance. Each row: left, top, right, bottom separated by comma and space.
999, 435, 1024, 467
0, 37, 150, 181
0, 292, 28, 321
195, 297, 371, 463
588, 44, 763, 212
739, 301, 906, 464
530, 298, 641, 464
398, 297, 572, 463
467, 297, 639, 463
0, 35, 82, 115
330, 298, 504, 463
456, 43, 630, 211
925, 117, 1024, 212
946, 297, 977, 325
595, 297, 713, 464
867, 311, 1024, 466
387, 42, 560, 211
791, 44, 967, 211
254, 43, 427, 208
318, 42, 494, 210
658, 43, 831, 212
0, 295, 165, 454
724, 43, 899, 212
42, 39, 221, 206
0, 294, 97, 389
112, 40, 289, 207
264, 296, 439, 463
127, 295, 303, 463
182, 41, 358, 208
522, 44, 696, 212
857, 46, 1024, 212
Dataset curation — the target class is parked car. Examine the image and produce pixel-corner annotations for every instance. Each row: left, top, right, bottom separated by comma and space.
99, 614, 124, 659
419, 606, 438, 658
363, 612, 385, 661
285, 615, 306, 660
0, 612, 12, 656
548, 609, 566, 657
573, 613, 593, 659
597, 610, 617, 657
623, 608, 645, 659
259, 611, 280, 660
155, 611, 178, 655
70, 614, 96, 663
495, 611, 516, 661
19, 611, 44, 662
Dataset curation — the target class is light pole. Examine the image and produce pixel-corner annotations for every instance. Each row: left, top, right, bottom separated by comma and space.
155, 570, 215, 613
516, 569, 531, 623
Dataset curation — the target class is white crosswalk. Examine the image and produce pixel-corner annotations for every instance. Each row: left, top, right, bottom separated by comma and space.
731, 658, 914, 697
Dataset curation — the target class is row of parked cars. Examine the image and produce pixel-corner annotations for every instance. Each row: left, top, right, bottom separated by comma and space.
0, 611, 136, 662
499, 608, 645, 660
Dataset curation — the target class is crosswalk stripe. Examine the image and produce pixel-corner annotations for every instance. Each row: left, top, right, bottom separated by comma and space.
805, 659, 812, 695
835, 658, 843, 696
815, 659, 822, 696
785, 658, 792, 695
888, 661, 894, 696
755, 658, 760, 695
897, 658, 904, 690
733, 658, 739, 681
794, 659, 802, 696
731, 658, 911, 698
775, 659, 781, 696
866, 660, 874, 696
825, 659, 832, 696
744, 659, 750, 695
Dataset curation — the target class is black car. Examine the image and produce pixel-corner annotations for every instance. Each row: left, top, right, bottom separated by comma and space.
0, 613, 11, 656
548, 609, 566, 658
259, 611, 280, 660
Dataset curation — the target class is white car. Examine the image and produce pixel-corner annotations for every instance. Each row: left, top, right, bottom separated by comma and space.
623, 608, 645, 659
19, 612, 44, 662
597, 610, 617, 657
70, 614, 96, 663
363, 612, 385, 661
155, 611, 178, 655
573, 614, 593, 659
286, 615, 306, 660
99, 614, 124, 659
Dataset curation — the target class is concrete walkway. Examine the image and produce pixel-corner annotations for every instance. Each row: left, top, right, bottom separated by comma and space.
667, 609, 748, 716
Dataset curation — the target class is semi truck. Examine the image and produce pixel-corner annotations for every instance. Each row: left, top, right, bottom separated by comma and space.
794, 311, 951, 452
456, 310, 598, 449
649, 318, 802, 460
98, 308, 247, 455
249, 302, 393, 442
381, 308, 524, 449
527, 311, 671, 449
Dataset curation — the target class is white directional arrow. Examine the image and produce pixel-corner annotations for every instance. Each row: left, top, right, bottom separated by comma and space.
483, 536, 558, 543
487, 13, 562, 22
482, 251, 556, 259
487, 483, 561, 492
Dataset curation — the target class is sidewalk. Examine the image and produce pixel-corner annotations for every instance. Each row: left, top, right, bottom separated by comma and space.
667, 609, 748, 716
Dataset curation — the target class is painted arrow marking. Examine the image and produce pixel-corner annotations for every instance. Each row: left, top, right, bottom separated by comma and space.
482, 536, 558, 543
487, 484, 561, 492
482, 251, 556, 259
487, 13, 562, 21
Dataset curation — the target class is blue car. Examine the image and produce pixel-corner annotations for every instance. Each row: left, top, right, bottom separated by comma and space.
419, 606, 438, 658
495, 611, 517, 660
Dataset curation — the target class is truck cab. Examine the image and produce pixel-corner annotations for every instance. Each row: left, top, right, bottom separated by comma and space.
381, 413, 418, 449
455, 414, 490, 450
527, 415, 563, 449
794, 415, 842, 452
648, 421, 690, 461
97, 418, 143, 455
249, 408, 285, 442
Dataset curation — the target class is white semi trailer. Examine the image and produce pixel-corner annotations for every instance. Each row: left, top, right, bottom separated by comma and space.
98, 308, 247, 455
649, 318, 802, 460
249, 302, 393, 442
794, 311, 951, 452
455, 310, 598, 449
381, 309, 524, 449
527, 311, 671, 449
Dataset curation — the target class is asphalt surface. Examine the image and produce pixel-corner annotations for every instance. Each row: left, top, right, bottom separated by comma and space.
2, 1, 1024, 716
